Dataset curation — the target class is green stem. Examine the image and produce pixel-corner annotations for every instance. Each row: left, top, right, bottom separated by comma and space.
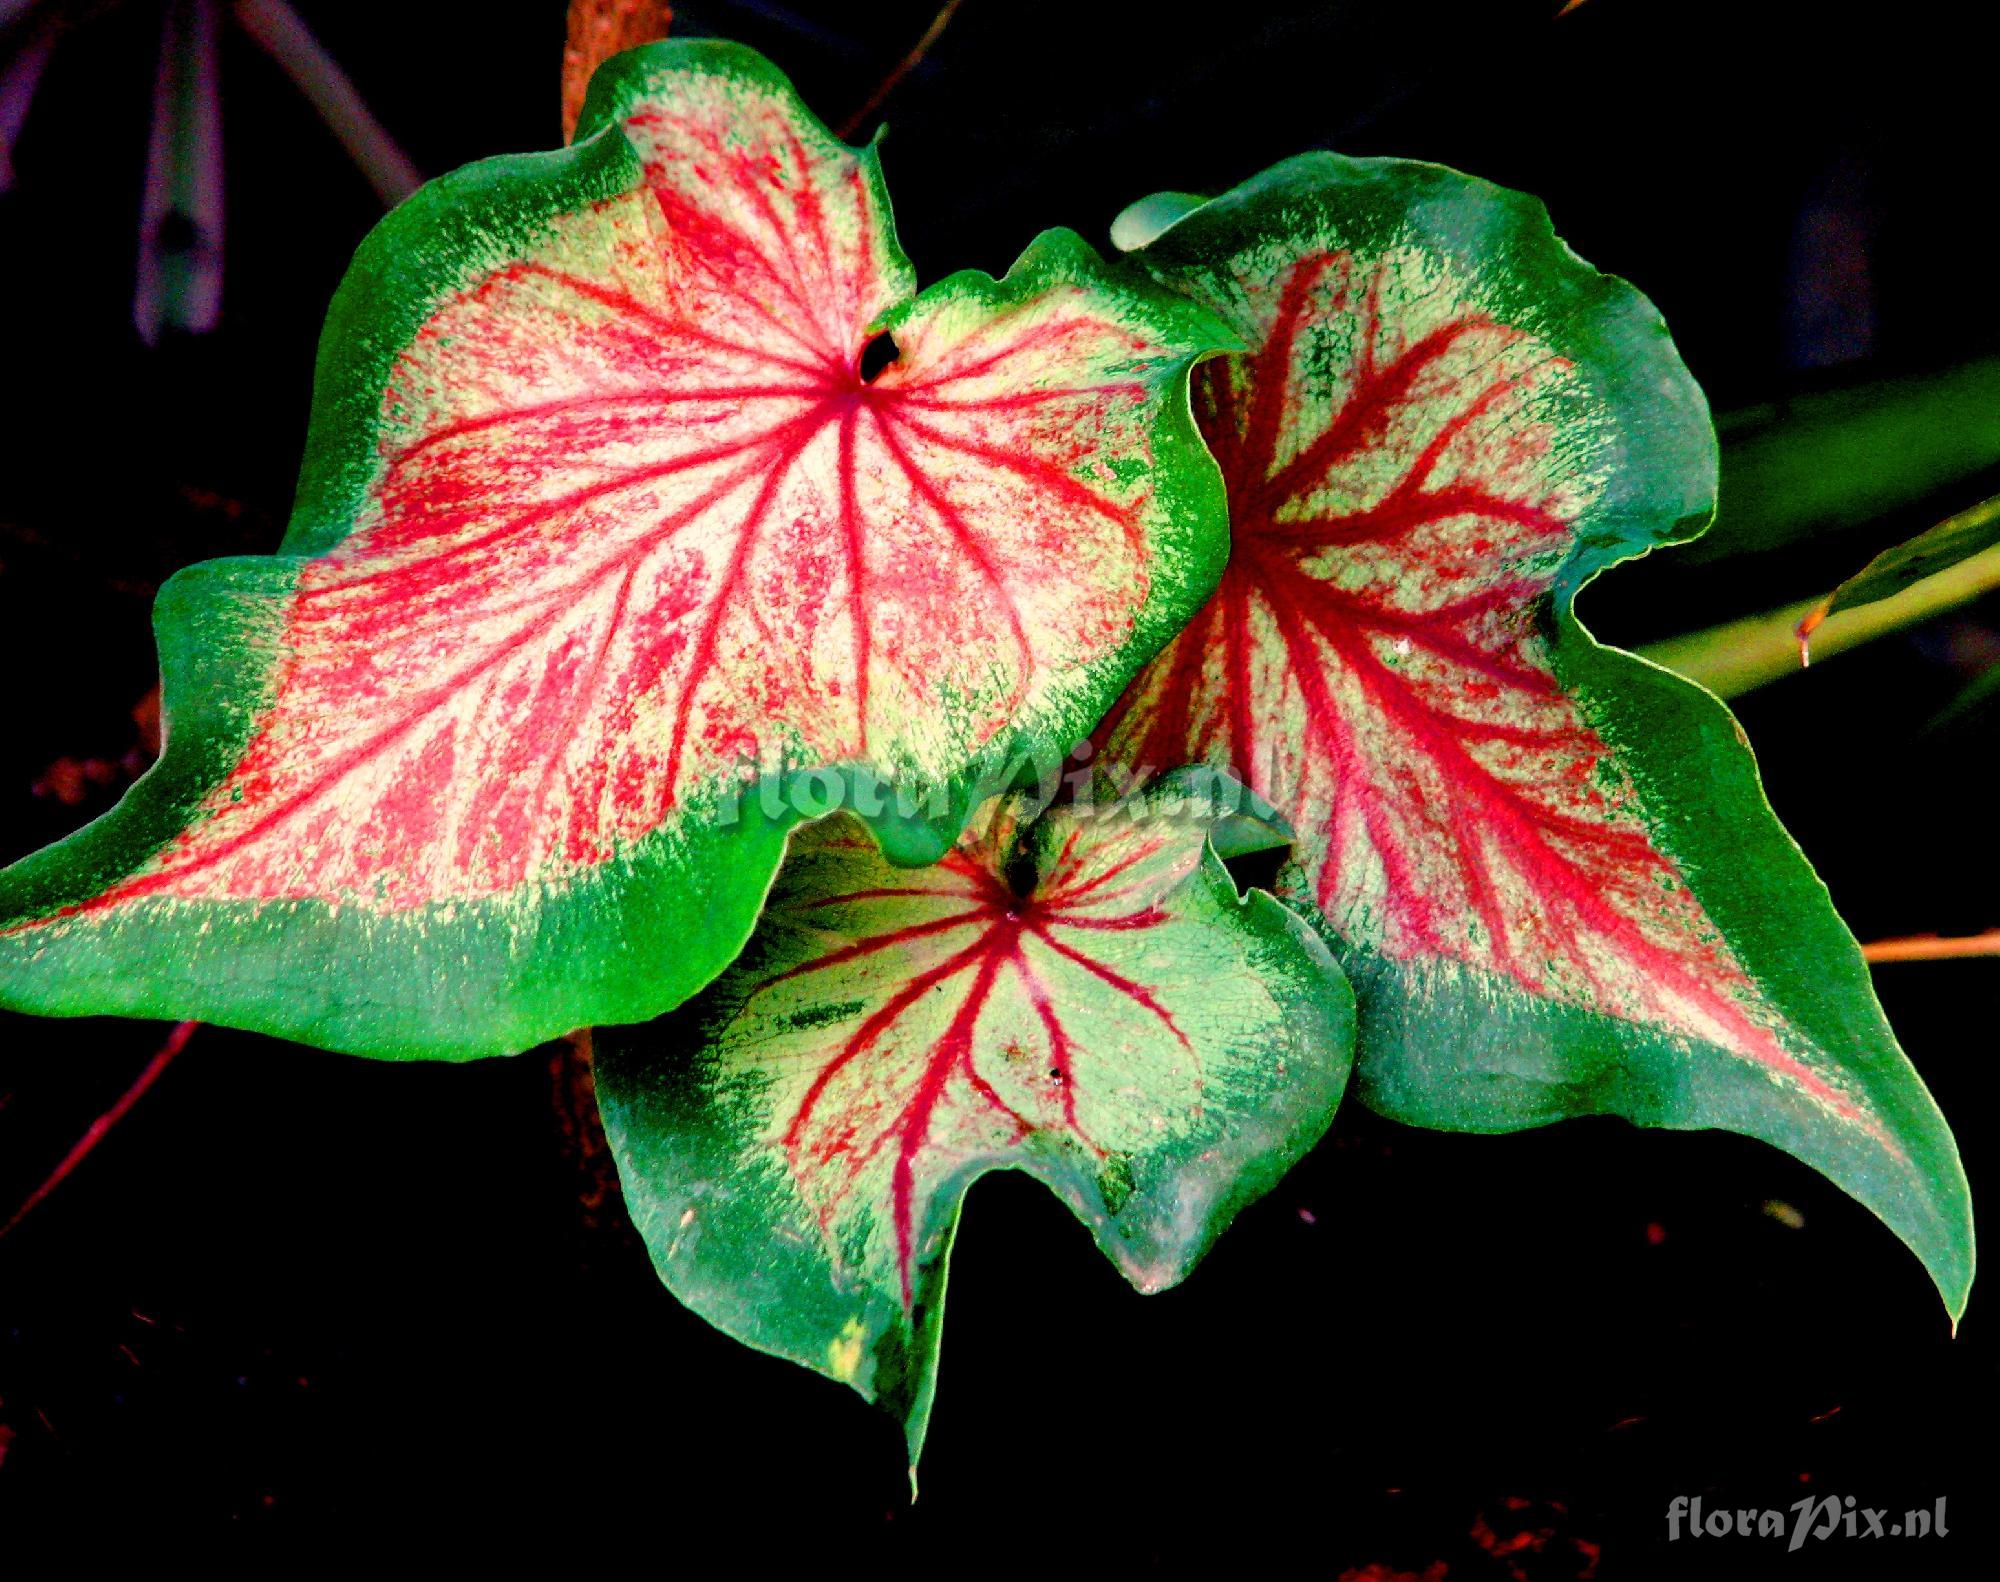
1634, 541, 2000, 699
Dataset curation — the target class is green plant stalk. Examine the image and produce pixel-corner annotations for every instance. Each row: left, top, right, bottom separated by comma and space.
1636, 541, 2000, 698
1687, 358, 2000, 565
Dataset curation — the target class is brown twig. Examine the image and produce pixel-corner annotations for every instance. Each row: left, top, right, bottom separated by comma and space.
0, 1021, 199, 1241
562, 0, 673, 143
1862, 931, 2000, 964
549, 1028, 621, 1237
834, 0, 963, 141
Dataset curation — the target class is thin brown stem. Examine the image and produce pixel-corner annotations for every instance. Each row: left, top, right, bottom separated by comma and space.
135, 0, 225, 343
834, 0, 963, 141
0, 1021, 199, 1241
1862, 931, 2000, 964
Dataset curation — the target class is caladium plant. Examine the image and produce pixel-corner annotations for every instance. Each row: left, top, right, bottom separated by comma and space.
0, 34, 1973, 1464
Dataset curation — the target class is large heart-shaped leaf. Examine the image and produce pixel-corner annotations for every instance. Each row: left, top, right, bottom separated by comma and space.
1099, 156, 1973, 1316
594, 771, 1353, 1461
0, 41, 1232, 1058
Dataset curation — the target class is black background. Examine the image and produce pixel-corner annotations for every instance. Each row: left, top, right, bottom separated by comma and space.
1, 1, 1995, 1571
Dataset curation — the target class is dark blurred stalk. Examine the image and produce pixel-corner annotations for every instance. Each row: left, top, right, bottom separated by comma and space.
135, 0, 224, 343
234, 0, 420, 205
1926, 658, 2000, 736
0, 2, 58, 192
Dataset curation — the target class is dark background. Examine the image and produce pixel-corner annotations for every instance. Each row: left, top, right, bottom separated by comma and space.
1, 1, 1995, 1570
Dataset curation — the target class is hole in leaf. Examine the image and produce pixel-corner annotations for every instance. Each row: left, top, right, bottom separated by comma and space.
858, 331, 899, 383
1222, 843, 1288, 897
1002, 847, 1040, 902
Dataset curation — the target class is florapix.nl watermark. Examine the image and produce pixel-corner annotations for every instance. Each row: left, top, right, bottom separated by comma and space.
706, 736, 1298, 830
1667, 1494, 1949, 1552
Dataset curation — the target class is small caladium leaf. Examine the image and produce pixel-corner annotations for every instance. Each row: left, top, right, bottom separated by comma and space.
594, 770, 1353, 1460
0, 40, 1233, 1059
1098, 155, 1974, 1316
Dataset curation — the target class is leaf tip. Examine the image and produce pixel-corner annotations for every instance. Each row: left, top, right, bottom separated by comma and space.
1108, 190, 1208, 253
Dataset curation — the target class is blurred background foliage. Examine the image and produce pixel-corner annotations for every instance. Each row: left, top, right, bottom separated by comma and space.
0, 0, 1994, 1567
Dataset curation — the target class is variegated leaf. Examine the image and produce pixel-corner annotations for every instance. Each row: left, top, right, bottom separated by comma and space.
0, 41, 1231, 1058
595, 771, 1353, 1459
1100, 157, 1973, 1317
